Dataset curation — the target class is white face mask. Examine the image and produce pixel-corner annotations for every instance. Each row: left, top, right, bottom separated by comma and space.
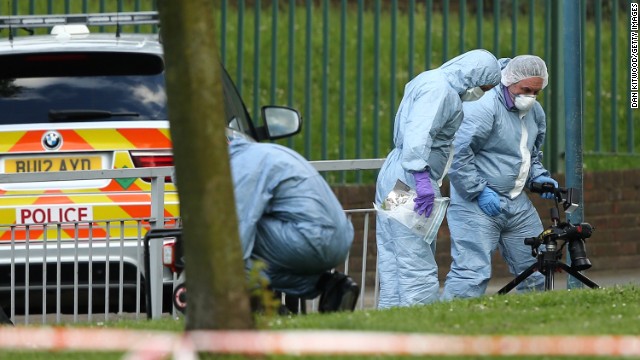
460, 87, 485, 102
514, 94, 537, 111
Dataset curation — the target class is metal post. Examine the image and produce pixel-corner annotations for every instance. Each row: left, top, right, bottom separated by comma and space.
148, 175, 166, 318
550, 0, 564, 174
562, 0, 584, 289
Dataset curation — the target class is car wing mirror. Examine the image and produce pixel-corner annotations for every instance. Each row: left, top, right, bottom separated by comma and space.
260, 106, 302, 140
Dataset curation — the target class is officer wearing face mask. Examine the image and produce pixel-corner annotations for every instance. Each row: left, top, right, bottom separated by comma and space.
375, 49, 501, 309
441, 55, 557, 300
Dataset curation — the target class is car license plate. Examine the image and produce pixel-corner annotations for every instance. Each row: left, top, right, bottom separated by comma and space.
4, 156, 102, 173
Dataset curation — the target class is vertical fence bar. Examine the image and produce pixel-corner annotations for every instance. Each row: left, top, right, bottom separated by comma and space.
134, 0, 140, 33
88, 223, 93, 322
581, 0, 586, 125
270, 0, 278, 105
56, 225, 62, 324
359, 213, 369, 310
493, 0, 500, 55
119, 222, 125, 316
409, 0, 415, 78
595, 0, 602, 152
459, 0, 465, 53
374, 241, 380, 309
443, 0, 449, 62
304, 0, 312, 158
104, 222, 111, 322
149, 177, 165, 319
343, 218, 352, 275
42, 226, 47, 324
550, 0, 564, 174
10, 228, 15, 323
628, 0, 635, 153
390, 0, 398, 147
73, 224, 79, 323
612, 1, 618, 153
236, 0, 245, 95
25, 227, 30, 324
374, 0, 381, 158
511, 0, 518, 56
152, 0, 158, 33
9, 0, 16, 37
528, 0, 534, 53
321, 0, 329, 160
356, 0, 364, 182
220, 0, 227, 66
252, 0, 261, 121
426, 0, 432, 69
135, 223, 143, 318
543, 0, 552, 170
339, 0, 347, 182
477, 0, 483, 48
98, 0, 104, 32
286, 0, 295, 148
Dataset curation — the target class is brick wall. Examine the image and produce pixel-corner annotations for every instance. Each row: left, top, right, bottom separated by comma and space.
333, 169, 640, 285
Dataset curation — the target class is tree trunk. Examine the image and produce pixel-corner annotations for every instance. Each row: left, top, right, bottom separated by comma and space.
157, 0, 254, 330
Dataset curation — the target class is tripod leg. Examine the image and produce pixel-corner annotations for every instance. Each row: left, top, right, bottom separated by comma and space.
557, 263, 600, 289
545, 265, 554, 291
497, 262, 538, 295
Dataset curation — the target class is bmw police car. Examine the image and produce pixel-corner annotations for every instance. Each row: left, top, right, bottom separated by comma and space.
0, 12, 301, 313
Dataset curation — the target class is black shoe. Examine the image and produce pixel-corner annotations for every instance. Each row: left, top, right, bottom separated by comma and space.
284, 294, 307, 315
0, 306, 13, 326
317, 271, 359, 313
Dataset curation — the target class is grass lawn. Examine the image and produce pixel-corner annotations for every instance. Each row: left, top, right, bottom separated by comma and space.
4, 284, 639, 359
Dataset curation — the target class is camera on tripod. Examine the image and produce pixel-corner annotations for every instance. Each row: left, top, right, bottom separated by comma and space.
498, 182, 599, 294
526, 182, 594, 271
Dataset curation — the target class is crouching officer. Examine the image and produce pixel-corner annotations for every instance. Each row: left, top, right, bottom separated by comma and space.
228, 135, 358, 313
171, 133, 359, 314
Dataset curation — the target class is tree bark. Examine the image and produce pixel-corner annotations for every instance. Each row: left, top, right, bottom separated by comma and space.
157, 0, 254, 330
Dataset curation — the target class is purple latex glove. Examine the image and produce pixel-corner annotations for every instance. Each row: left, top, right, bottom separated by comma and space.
413, 171, 435, 218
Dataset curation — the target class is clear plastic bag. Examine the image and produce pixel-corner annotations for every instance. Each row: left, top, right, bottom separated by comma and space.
374, 180, 450, 243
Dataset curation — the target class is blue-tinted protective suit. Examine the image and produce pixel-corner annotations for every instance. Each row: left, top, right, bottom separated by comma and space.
375, 49, 501, 309
441, 61, 551, 300
230, 137, 354, 298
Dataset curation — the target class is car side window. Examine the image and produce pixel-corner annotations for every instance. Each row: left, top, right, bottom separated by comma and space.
222, 68, 256, 138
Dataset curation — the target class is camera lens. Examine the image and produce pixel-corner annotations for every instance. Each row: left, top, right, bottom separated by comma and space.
568, 238, 591, 271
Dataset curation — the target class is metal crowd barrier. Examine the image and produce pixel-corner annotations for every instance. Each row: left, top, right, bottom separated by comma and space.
0, 160, 383, 324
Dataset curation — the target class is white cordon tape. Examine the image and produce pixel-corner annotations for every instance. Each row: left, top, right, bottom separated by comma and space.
1, 328, 640, 357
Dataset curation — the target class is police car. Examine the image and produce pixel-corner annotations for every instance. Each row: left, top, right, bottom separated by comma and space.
0, 12, 301, 313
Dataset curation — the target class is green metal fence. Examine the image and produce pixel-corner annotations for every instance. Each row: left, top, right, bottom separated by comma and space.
4, 0, 638, 182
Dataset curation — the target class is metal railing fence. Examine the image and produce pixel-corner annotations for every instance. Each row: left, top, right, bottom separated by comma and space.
0, 162, 381, 324
0, 167, 176, 324
1, 1, 637, 176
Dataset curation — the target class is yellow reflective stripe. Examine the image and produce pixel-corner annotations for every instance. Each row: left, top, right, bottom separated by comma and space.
74, 129, 135, 150
0, 131, 27, 152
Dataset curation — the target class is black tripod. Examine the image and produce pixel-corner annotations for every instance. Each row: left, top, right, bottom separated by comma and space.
498, 185, 599, 294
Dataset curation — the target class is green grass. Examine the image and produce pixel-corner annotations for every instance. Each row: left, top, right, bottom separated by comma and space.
261, 285, 640, 335
4, 285, 640, 359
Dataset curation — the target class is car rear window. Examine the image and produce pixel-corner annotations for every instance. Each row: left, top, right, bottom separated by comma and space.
0, 52, 167, 125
